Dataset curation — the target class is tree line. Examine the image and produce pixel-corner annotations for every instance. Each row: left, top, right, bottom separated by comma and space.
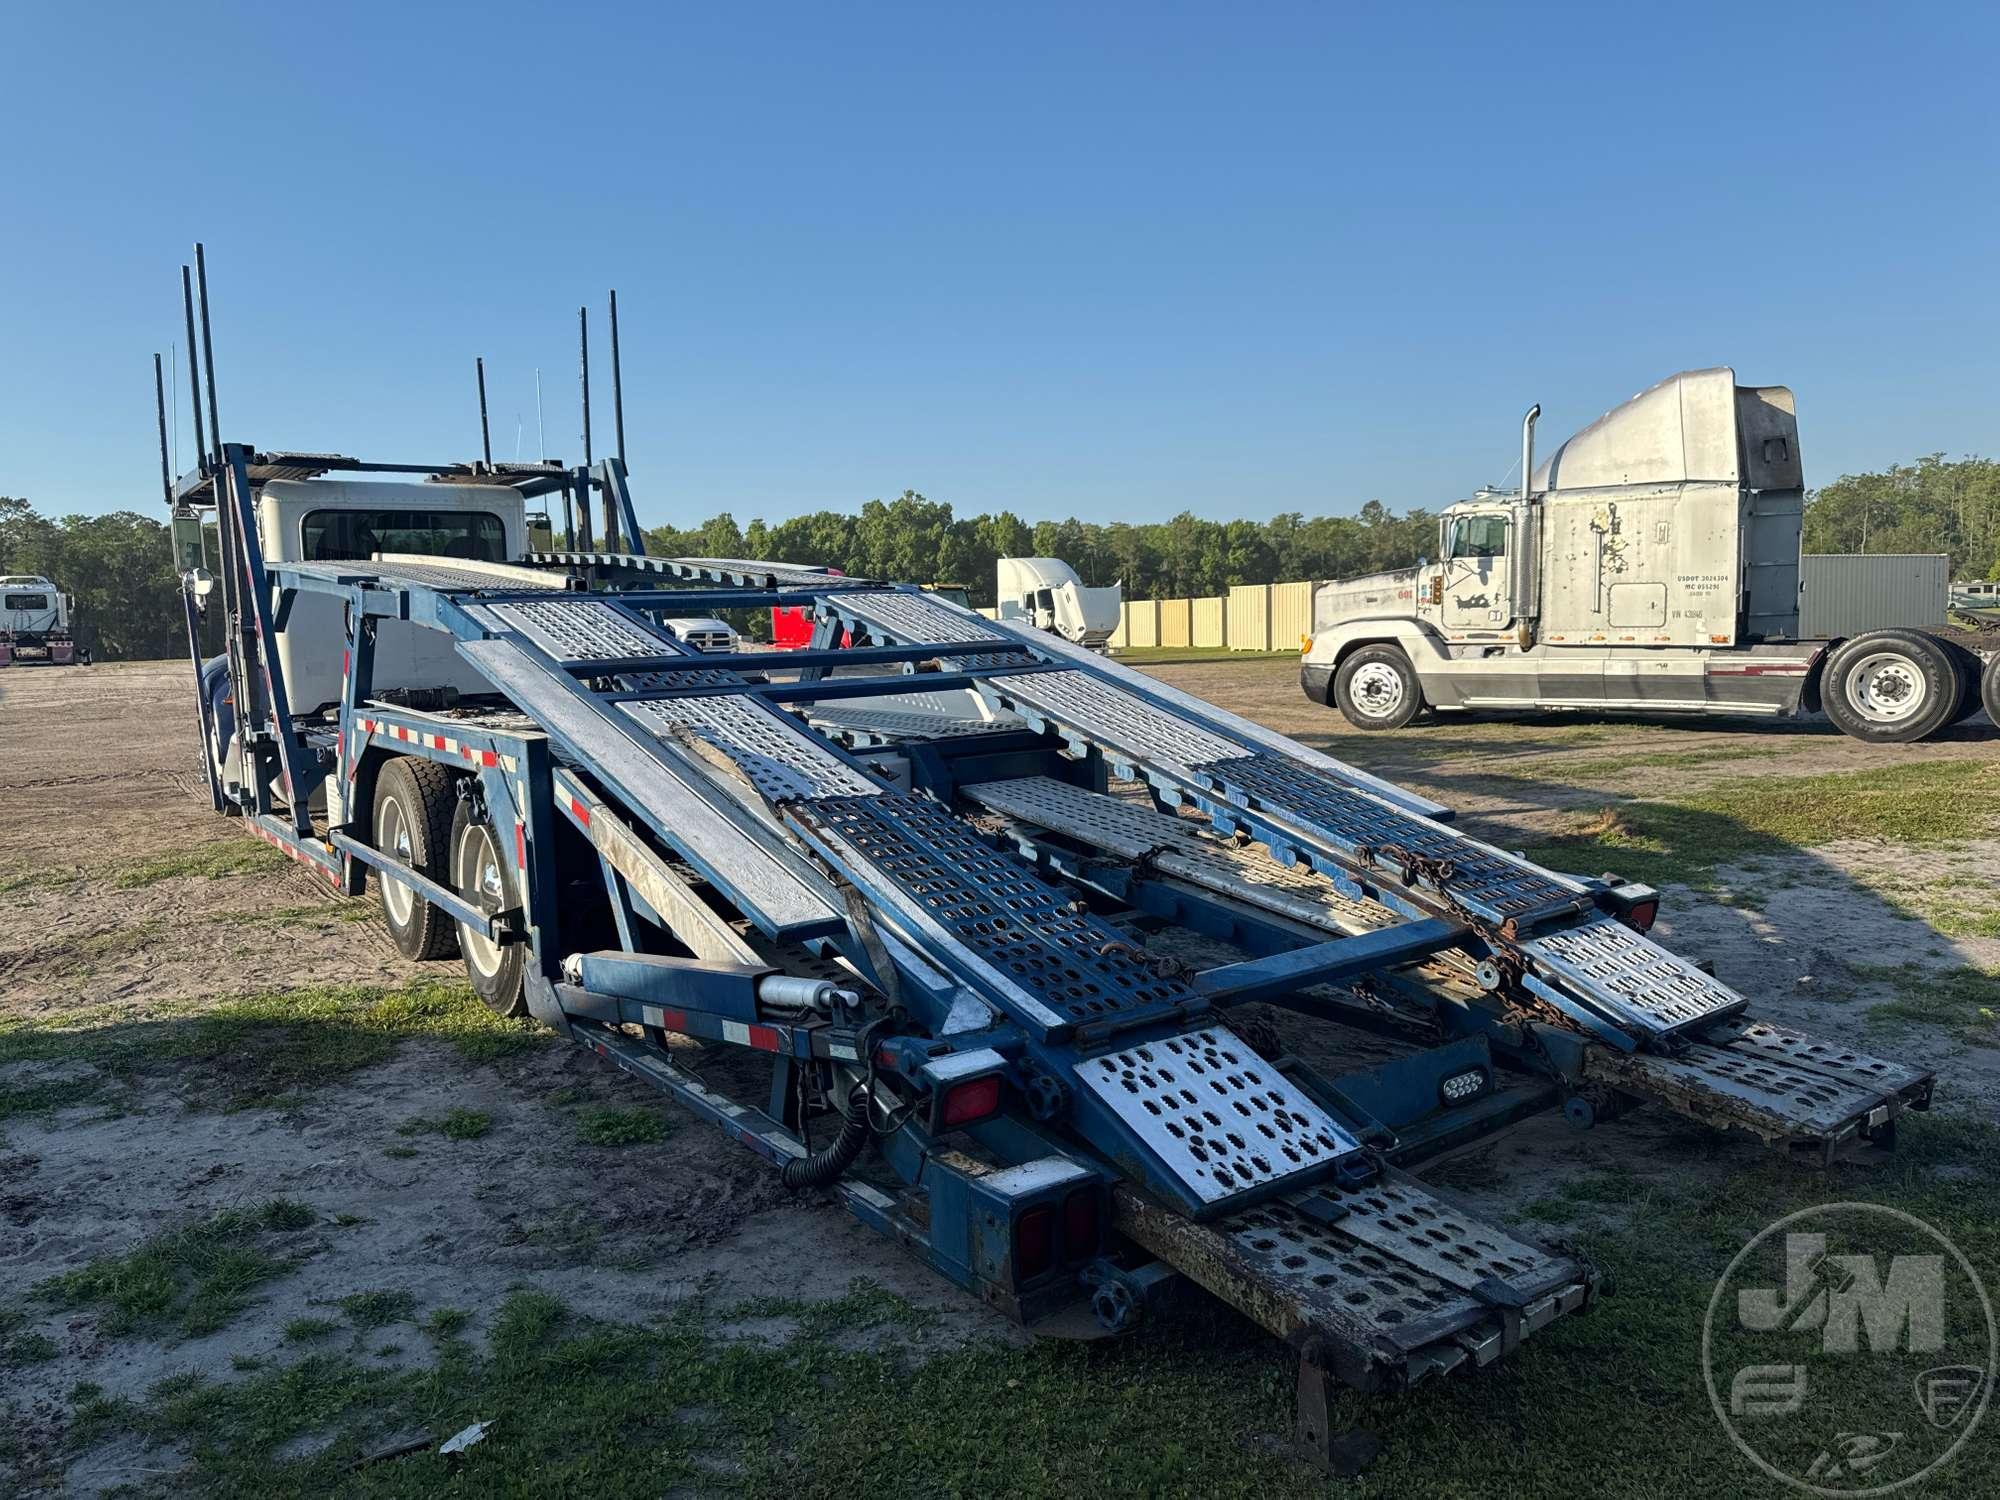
4, 452, 1993, 662
642, 494, 1438, 608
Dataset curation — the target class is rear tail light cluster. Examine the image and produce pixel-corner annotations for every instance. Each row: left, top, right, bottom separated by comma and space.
1619, 898, 1659, 933
1014, 1187, 1102, 1282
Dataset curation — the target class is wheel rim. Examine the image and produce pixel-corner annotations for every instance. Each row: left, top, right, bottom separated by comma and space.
1349, 661, 1407, 719
456, 821, 506, 978
378, 797, 416, 924
1845, 651, 1928, 724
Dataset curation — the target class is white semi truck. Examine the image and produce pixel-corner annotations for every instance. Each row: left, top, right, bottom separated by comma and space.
1302, 369, 1988, 743
995, 556, 1122, 649
0, 575, 80, 667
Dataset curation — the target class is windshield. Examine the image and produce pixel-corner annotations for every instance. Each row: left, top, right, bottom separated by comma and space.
302, 509, 506, 562
1446, 514, 1509, 560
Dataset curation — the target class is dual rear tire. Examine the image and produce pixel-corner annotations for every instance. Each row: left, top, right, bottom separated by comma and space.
370, 755, 526, 1016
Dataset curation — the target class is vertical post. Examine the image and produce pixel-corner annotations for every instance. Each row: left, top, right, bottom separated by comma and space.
579, 306, 592, 469
153, 355, 174, 508
608, 289, 627, 470
476, 357, 493, 464
195, 243, 222, 467
560, 479, 576, 552
181, 266, 207, 470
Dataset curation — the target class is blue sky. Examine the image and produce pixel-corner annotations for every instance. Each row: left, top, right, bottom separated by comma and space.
2, 2, 1994, 530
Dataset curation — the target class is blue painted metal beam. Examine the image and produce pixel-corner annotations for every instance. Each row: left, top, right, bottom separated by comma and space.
1193, 918, 1472, 1006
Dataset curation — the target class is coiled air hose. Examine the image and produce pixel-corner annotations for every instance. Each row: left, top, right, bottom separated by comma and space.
780, 1082, 871, 1189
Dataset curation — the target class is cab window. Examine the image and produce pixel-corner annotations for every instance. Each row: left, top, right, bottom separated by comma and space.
1445, 514, 1509, 560
302, 510, 506, 562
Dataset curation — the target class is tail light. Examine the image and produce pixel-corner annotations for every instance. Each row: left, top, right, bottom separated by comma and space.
1015, 1206, 1055, 1281
1064, 1188, 1100, 1261
939, 1074, 1002, 1128
1619, 899, 1659, 933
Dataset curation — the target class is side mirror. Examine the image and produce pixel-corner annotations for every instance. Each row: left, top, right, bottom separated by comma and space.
1417, 556, 1428, 570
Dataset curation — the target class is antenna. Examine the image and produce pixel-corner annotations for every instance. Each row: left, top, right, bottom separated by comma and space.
578, 305, 592, 469
180, 266, 207, 469
476, 357, 493, 465
194, 243, 221, 466
608, 289, 627, 469
153, 354, 173, 508
535, 367, 545, 459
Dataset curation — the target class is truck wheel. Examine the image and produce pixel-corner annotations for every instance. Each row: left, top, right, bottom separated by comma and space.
1981, 651, 2000, 729
1821, 630, 1959, 744
371, 757, 460, 960
451, 798, 527, 1017
1334, 645, 1424, 730
1948, 642, 1986, 724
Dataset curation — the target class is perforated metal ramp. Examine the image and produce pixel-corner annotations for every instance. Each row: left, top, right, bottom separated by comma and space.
285, 557, 568, 593
1116, 1167, 1592, 1389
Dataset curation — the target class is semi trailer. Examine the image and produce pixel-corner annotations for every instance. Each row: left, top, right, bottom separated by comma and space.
157, 265, 1936, 1468
1304, 369, 1994, 742
0, 574, 81, 666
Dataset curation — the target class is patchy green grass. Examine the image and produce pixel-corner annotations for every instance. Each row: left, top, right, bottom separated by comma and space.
1531, 745, 1780, 782
1853, 963, 2000, 1045
44, 1120, 2000, 1497
425, 1308, 470, 1340
282, 1318, 337, 1345
14, 921, 166, 980
396, 1109, 491, 1142
574, 1106, 670, 1147
204, 901, 376, 929
337, 1290, 418, 1330
1525, 759, 1999, 891
4, 1331, 58, 1364
111, 839, 289, 889
37, 1200, 317, 1337
0, 979, 540, 1110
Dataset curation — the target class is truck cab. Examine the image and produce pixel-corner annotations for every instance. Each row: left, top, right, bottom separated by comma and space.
0, 574, 77, 666
1300, 370, 1972, 743
995, 557, 1122, 649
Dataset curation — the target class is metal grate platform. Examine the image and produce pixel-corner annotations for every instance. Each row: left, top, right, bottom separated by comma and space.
284, 557, 568, 593
489, 598, 678, 662
1117, 1168, 1591, 1385
985, 669, 1250, 771
966, 777, 1399, 935
801, 792, 1199, 1030
1523, 916, 1747, 1034
1073, 1026, 1361, 1205
1201, 754, 1576, 922
622, 695, 884, 802
810, 706, 1017, 746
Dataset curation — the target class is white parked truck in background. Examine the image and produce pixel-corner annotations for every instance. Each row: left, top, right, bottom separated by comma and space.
995, 556, 1122, 649
0, 575, 81, 666
1302, 369, 1994, 743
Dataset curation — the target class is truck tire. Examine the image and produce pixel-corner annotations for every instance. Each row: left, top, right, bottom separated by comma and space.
1981, 650, 2000, 730
371, 756, 460, 960
1821, 630, 1960, 744
1334, 645, 1424, 730
1949, 642, 1986, 725
451, 798, 528, 1017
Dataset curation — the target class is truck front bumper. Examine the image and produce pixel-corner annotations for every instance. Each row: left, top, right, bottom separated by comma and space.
1300, 661, 1334, 705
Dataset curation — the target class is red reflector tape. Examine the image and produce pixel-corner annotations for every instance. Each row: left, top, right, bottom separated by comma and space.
514, 821, 527, 869
747, 1024, 781, 1052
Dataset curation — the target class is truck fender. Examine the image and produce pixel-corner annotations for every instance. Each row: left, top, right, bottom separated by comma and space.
1304, 620, 1464, 703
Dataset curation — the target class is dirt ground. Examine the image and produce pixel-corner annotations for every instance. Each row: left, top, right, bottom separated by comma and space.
4, 657, 1998, 1493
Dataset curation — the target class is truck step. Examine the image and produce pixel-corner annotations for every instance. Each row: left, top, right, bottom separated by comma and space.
1115, 1166, 1594, 1391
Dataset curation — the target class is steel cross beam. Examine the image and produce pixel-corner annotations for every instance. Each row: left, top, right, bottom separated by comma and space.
1192, 918, 1474, 1007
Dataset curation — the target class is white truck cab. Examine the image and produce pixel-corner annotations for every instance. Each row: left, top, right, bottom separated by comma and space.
257, 479, 528, 713
1303, 370, 1976, 743
995, 557, 1122, 649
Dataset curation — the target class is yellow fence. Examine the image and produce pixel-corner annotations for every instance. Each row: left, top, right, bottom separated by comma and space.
1106, 581, 1322, 652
